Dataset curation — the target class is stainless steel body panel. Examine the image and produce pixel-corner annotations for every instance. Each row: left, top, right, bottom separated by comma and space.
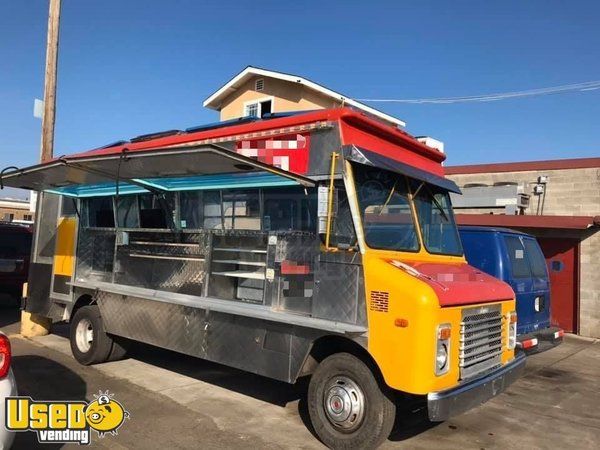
78, 281, 364, 383
72, 280, 367, 335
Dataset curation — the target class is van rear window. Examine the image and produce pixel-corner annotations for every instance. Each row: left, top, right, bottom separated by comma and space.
504, 235, 531, 278
523, 239, 548, 278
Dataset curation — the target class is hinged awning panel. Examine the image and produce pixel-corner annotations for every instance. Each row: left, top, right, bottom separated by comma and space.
0, 145, 315, 196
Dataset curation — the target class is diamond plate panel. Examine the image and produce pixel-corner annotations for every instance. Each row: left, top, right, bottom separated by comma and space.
312, 257, 367, 326
75, 229, 115, 282
97, 291, 207, 358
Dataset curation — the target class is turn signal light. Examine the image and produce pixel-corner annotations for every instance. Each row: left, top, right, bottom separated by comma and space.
438, 327, 451, 340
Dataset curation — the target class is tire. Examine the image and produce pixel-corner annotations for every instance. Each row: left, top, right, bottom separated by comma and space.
69, 305, 113, 365
308, 353, 396, 450
107, 335, 130, 361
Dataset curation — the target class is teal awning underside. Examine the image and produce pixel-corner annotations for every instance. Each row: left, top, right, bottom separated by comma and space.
46, 172, 301, 198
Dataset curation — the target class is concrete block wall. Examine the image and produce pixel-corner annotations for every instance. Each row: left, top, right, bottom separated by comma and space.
579, 231, 600, 337
448, 167, 600, 216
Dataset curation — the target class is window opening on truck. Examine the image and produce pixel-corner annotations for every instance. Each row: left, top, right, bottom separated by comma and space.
263, 186, 317, 232
139, 193, 175, 229
86, 197, 115, 228
353, 164, 419, 252
222, 189, 260, 230
116, 195, 140, 228
413, 182, 462, 256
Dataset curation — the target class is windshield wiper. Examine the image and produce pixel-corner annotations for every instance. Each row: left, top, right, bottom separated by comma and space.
423, 185, 449, 222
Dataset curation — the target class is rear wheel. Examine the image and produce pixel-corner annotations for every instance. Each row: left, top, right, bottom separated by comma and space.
69, 305, 113, 365
308, 353, 396, 449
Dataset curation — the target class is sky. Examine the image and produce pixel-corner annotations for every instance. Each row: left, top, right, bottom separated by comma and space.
0, 0, 599, 190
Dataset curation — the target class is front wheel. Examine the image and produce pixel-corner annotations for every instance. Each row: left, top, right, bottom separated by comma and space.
308, 353, 396, 449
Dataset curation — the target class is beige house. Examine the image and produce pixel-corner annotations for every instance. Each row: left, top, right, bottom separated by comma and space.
203, 66, 405, 127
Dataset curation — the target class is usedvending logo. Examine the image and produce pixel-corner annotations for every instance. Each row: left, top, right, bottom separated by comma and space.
5, 390, 130, 445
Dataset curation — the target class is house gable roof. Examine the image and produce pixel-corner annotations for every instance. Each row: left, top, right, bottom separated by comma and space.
203, 66, 406, 127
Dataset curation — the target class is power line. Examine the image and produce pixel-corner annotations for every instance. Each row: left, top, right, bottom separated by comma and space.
357, 80, 600, 104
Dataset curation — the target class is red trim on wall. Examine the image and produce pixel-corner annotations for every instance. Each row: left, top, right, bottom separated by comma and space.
446, 157, 600, 175
455, 214, 600, 230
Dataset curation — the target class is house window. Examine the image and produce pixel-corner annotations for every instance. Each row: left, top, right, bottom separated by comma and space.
23, 214, 33, 221
244, 98, 273, 118
3, 213, 14, 222
245, 103, 259, 118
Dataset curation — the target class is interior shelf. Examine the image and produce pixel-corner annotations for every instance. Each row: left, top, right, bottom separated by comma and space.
212, 259, 266, 267
213, 247, 267, 254
129, 253, 205, 262
212, 270, 266, 280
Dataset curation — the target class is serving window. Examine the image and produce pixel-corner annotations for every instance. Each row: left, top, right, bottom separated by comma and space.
82, 186, 319, 234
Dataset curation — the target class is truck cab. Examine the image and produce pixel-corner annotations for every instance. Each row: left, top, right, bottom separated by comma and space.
459, 226, 563, 353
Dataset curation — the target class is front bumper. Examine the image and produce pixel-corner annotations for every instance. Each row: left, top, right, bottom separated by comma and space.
427, 353, 526, 421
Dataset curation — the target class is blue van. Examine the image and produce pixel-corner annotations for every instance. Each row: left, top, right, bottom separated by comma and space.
459, 226, 563, 353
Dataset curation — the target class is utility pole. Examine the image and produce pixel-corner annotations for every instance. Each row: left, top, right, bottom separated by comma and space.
40, 0, 61, 162
22, 0, 61, 338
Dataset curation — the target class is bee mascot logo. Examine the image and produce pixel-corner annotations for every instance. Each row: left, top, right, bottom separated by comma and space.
5, 390, 130, 444
85, 391, 130, 437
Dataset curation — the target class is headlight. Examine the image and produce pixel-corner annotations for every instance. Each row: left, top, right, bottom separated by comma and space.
507, 311, 517, 350
435, 324, 451, 376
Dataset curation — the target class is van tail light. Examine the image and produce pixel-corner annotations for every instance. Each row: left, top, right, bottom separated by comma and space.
0, 335, 12, 378
517, 337, 538, 350
554, 329, 565, 339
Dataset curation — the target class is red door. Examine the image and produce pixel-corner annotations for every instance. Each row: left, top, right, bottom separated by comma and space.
537, 238, 579, 333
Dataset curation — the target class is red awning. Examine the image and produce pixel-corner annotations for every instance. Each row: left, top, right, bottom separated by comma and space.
455, 214, 600, 230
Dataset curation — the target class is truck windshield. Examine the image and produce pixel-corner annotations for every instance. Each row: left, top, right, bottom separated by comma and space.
353, 164, 419, 252
413, 183, 463, 256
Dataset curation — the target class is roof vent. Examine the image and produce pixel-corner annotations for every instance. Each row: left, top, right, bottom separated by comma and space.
255, 78, 264, 91
416, 136, 444, 153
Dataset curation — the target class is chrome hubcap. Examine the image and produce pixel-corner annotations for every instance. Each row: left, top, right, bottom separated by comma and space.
323, 376, 365, 432
75, 318, 93, 353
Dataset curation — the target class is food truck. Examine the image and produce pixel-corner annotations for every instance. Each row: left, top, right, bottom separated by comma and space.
0, 108, 525, 448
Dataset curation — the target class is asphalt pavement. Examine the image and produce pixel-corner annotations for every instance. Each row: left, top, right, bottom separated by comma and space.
1, 304, 598, 449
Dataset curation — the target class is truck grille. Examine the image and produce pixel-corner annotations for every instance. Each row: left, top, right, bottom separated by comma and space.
460, 305, 503, 380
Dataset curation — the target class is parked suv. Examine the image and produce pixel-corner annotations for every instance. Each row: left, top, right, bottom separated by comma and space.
0, 223, 32, 302
459, 226, 563, 353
